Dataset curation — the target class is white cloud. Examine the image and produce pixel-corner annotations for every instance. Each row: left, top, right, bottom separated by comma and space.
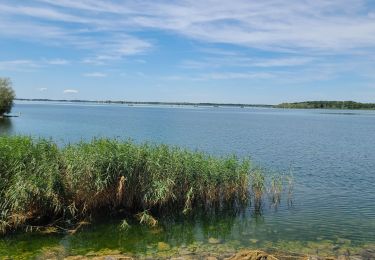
0, 58, 69, 71
182, 56, 315, 69
45, 59, 69, 65
161, 75, 185, 81
0, 9, 152, 63
83, 72, 107, 77
252, 57, 316, 67
0, 59, 39, 71
201, 72, 275, 80
37, 87, 47, 91
63, 89, 78, 93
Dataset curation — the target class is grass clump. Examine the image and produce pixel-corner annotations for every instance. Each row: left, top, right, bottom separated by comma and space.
0, 136, 275, 234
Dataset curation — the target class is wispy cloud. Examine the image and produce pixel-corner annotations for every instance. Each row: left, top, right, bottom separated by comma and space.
198, 72, 275, 80
45, 59, 69, 65
252, 57, 316, 67
161, 72, 275, 81
0, 59, 39, 71
0, 6, 152, 63
37, 87, 48, 92
83, 72, 107, 77
0, 58, 69, 71
63, 89, 78, 94
1, 0, 375, 56
182, 56, 315, 69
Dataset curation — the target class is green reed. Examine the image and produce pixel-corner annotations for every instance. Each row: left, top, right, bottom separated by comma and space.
0, 136, 277, 234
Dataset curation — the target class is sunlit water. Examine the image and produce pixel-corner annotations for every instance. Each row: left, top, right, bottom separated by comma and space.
1, 102, 375, 258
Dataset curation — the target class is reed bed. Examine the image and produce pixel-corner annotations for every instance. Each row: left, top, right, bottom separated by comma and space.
0, 136, 274, 234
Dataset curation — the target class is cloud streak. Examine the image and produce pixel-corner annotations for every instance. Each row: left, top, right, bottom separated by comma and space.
83, 72, 107, 77
45, 59, 69, 65
0, 59, 39, 71
63, 89, 78, 94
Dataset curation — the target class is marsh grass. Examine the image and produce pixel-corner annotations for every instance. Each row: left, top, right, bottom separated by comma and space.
0, 136, 283, 234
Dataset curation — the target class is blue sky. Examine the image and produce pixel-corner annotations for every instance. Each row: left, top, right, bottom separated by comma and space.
1, 0, 375, 104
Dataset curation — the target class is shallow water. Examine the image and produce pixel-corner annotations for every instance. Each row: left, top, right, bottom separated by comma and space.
1, 102, 375, 258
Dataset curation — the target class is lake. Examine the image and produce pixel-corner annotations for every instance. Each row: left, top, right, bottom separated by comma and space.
1, 101, 375, 258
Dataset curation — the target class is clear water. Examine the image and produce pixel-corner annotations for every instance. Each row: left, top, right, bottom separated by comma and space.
1, 102, 375, 258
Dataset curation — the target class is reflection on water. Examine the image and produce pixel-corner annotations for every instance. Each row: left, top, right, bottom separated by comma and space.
1, 206, 373, 259
0, 117, 12, 134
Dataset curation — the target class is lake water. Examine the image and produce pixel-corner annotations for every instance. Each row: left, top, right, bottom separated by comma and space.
1, 102, 375, 258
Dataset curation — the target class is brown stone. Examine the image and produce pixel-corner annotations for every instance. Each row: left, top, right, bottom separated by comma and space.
205, 257, 218, 260
225, 250, 279, 260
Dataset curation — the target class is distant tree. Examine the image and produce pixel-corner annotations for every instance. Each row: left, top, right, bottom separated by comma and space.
276, 100, 375, 110
0, 78, 15, 116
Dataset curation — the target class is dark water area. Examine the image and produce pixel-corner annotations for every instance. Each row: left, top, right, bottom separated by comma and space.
1, 101, 374, 258
0, 117, 12, 134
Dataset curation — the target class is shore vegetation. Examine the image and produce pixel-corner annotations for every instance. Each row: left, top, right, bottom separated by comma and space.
0, 136, 283, 235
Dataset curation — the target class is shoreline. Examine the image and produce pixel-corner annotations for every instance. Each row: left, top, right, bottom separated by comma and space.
18, 246, 375, 260
15, 98, 375, 110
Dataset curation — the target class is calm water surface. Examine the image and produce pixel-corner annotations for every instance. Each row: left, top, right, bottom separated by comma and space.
1, 102, 374, 258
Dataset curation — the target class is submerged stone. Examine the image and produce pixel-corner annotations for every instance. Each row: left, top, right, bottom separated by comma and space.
178, 248, 192, 256
205, 256, 218, 260
225, 249, 278, 260
89, 249, 122, 256
157, 242, 171, 251
38, 245, 66, 259
336, 238, 351, 245
208, 238, 221, 244
149, 227, 164, 234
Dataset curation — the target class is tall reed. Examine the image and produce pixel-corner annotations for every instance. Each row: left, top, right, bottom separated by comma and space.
0, 136, 270, 234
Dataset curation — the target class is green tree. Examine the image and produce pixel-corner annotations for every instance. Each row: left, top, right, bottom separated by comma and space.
0, 78, 15, 116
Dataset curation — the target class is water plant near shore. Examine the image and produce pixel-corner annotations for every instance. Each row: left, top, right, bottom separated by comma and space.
0, 136, 283, 235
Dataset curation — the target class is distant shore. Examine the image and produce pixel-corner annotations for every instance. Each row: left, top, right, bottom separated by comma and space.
15, 98, 375, 110
15, 98, 272, 108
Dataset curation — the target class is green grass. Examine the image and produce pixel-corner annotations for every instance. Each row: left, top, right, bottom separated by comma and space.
0, 136, 276, 234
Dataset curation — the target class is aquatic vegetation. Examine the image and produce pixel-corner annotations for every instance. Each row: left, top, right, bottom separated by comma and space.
0, 136, 269, 234
268, 175, 283, 206
136, 210, 158, 227
119, 219, 130, 231
286, 173, 294, 207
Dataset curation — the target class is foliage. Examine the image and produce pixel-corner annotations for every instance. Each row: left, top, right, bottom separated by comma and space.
0, 78, 15, 116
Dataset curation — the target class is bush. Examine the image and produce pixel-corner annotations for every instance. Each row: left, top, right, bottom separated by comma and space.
0, 78, 15, 116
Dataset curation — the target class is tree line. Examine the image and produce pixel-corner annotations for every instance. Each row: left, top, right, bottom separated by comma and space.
276, 101, 375, 110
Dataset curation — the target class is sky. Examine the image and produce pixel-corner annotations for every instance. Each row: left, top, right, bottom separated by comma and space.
0, 0, 375, 104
